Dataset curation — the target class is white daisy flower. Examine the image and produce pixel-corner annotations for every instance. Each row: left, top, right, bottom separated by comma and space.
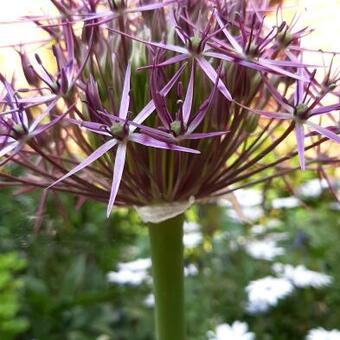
208, 321, 255, 340
183, 231, 203, 248
298, 179, 328, 198
329, 202, 340, 211
245, 240, 285, 261
306, 328, 340, 340
245, 276, 294, 314
251, 224, 266, 235
234, 189, 263, 207
143, 294, 155, 308
184, 264, 199, 277
107, 269, 150, 285
183, 221, 201, 233
118, 258, 151, 272
107, 258, 151, 285
228, 206, 264, 222
273, 264, 332, 288
272, 196, 300, 209
219, 189, 264, 221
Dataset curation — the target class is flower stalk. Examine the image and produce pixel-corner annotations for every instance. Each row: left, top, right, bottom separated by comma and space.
148, 214, 185, 340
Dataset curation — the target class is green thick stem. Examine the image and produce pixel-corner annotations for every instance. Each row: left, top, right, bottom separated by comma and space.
148, 214, 185, 340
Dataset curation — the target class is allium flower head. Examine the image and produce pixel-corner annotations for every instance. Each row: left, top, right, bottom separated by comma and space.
0, 0, 339, 218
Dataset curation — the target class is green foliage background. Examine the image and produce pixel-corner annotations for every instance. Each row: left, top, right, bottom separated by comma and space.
0, 185, 339, 339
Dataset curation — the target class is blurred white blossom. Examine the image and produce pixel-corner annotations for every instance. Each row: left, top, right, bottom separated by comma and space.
306, 328, 340, 340
183, 231, 203, 248
228, 206, 264, 222
207, 321, 255, 340
251, 224, 266, 235
272, 197, 300, 209
234, 189, 263, 207
266, 219, 281, 228
273, 264, 332, 288
118, 258, 151, 272
245, 240, 285, 260
107, 257, 199, 286
143, 294, 155, 308
184, 264, 199, 276
329, 202, 340, 211
219, 189, 264, 221
298, 179, 328, 198
107, 269, 150, 285
183, 221, 200, 233
245, 276, 294, 314
107, 258, 151, 285
97, 335, 111, 340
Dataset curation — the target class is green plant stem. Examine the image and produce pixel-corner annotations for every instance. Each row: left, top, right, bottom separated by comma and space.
148, 214, 185, 340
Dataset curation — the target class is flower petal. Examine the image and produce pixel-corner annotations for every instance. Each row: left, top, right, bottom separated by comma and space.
184, 131, 228, 140
107, 27, 188, 54
295, 123, 305, 170
29, 99, 58, 132
47, 139, 117, 189
182, 62, 194, 126
138, 54, 189, 71
125, 0, 175, 13
0, 141, 19, 158
235, 101, 291, 119
107, 143, 127, 217
306, 121, 340, 143
214, 12, 244, 54
130, 133, 200, 154
203, 51, 235, 63
119, 63, 131, 119
261, 76, 292, 111
66, 118, 111, 136
260, 61, 308, 81
311, 103, 340, 116
32, 105, 73, 136
295, 67, 305, 105
196, 57, 232, 100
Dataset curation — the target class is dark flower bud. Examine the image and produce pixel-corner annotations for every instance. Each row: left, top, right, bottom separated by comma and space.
18, 51, 40, 87
60, 68, 69, 95
34, 53, 43, 65
52, 45, 65, 72
86, 77, 104, 112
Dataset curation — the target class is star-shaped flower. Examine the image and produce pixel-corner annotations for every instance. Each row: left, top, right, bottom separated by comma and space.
237, 69, 340, 169
48, 63, 200, 216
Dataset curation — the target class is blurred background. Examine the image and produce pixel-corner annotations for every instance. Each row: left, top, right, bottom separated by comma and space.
0, 1, 339, 339
1, 0, 340, 76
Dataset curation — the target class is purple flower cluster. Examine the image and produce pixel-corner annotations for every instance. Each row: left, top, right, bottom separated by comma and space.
0, 0, 339, 216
